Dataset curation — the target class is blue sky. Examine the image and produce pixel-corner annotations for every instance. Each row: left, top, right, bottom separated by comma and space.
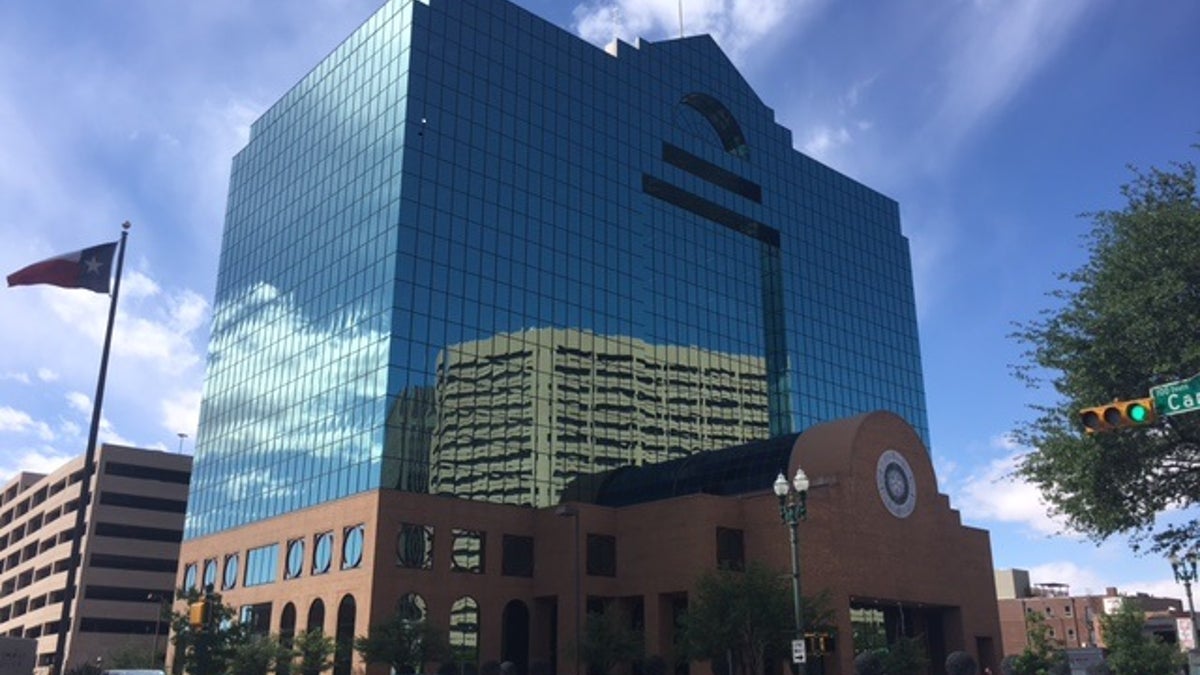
1, 0, 1197, 605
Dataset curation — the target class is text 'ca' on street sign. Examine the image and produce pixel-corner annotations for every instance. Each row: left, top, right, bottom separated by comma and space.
1150, 373, 1200, 418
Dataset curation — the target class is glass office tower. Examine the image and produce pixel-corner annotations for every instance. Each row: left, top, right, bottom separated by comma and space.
185, 0, 928, 538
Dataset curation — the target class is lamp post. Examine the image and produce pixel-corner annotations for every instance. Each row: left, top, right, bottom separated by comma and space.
1170, 551, 1199, 652
556, 505, 582, 675
149, 592, 168, 668
774, 467, 809, 675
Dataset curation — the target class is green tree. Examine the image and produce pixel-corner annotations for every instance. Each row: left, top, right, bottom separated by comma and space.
293, 630, 336, 675
169, 586, 248, 675
1098, 599, 1183, 675
679, 561, 832, 675
100, 642, 157, 670
944, 649, 979, 675
1011, 150, 1200, 553
1007, 612, 1067, 675
354, 612, 451, 675
882, 635, 929, 675
571, 603, 644, 675
229, 634, 295, 675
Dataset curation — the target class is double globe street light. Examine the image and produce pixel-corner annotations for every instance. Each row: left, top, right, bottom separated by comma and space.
1169, 551, 1199, 653
774, 467, 810, 674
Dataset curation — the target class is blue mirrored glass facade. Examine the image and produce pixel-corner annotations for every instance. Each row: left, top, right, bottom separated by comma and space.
185, 0, 928, 538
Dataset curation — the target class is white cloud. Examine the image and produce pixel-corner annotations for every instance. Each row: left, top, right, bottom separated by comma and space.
0, 406, 42, 436
912, 0, 1090, 172
802, 125, 852, 158
65, 392, 92, 416
161, 388, 202, 441
572, 0, 802, 59
950, 434, 1077, 538
0, 447, 73, 483
37, 368, 58, 382
1025, 561, 1107, 597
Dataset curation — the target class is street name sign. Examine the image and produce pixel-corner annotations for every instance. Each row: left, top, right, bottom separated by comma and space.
1151, 373, 1200, 417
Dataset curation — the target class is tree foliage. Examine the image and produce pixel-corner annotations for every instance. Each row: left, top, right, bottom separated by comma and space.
1097, 599, 1183, 675
1011, 149, 1200, 553
678, 561, 832, 675
1006, 612, 1067, 675
571, 603, 644, 675
944, 650, 978, 675
229, 634, 295, 675
882, 635, 929, 675
354, 611, 451, 674
293, 629, 336, 675
169, 586, 247, 675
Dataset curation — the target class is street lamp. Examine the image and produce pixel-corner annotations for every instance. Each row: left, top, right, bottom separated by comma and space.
149, 592, 170, 668
774, 467, 809, 675
556, 505, 582, 675
1170, 551, 1199, 652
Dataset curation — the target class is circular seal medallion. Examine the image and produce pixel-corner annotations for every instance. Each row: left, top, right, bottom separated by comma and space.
876, 449, 917, 518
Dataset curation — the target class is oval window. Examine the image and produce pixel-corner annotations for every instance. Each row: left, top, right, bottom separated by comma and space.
314, 532, 334, 574
287, 539, 305, 579
343, 525, 364, 569
223, 553, 240, 590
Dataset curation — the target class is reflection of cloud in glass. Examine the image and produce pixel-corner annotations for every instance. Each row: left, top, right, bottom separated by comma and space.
186, 281, 386, 534
427, 327, 769, 506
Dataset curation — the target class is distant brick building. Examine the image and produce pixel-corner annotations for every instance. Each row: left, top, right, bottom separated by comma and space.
995, 569, 1185, 655
0, 444, 192, 673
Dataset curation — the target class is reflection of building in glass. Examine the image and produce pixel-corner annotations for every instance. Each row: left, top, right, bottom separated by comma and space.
185, 0, 930, 539
429, 328, 768, 505
384, 386, 436, 493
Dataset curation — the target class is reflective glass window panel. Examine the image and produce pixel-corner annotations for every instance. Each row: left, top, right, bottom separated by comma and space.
286, 538, 305, 580
313, 531, 334, 575
223, 553, 239, 590
202, 558, 218, 589
449, 596, 479, 666
342, 524, 365, 570
245, 543, 278, 586
396, 523, 433, 569
450, 529, 484, 574
585, 534, 616, 577
501, 535, 533, 578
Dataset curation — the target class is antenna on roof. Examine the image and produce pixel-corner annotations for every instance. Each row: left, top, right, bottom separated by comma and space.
679, 0, 684, 38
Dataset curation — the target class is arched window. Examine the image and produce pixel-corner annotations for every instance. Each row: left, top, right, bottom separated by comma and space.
397, 593, 427, 622
450, 597, 480, 669
307, 598, 326, 633
679, 93, 748, 158
279, 603, 297, 675
334, 594, 357, 675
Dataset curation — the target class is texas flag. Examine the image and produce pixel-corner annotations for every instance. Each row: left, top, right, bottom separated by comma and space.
7, 242, 118, 293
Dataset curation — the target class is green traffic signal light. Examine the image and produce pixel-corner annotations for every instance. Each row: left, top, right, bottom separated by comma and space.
1079, 397, 1157, 433
1129, 402, 1149, 423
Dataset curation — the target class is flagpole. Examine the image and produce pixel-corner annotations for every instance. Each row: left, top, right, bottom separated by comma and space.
53, 221, 131, 675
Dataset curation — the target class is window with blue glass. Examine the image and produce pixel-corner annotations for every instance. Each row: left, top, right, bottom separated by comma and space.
285, 538, 305, 580
450, 529, 484, 574
202, 558, 217, 589
244, 543, 278, 587
313, 531, 333, 575
182, 562, 197, 591
342, 524, 365, 570
222, 553, 239, 590
183, 0, 930, 541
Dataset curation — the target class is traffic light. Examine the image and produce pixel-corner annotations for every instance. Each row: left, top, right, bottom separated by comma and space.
188, 599, 208, 628
1078, 397, 1156, 433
